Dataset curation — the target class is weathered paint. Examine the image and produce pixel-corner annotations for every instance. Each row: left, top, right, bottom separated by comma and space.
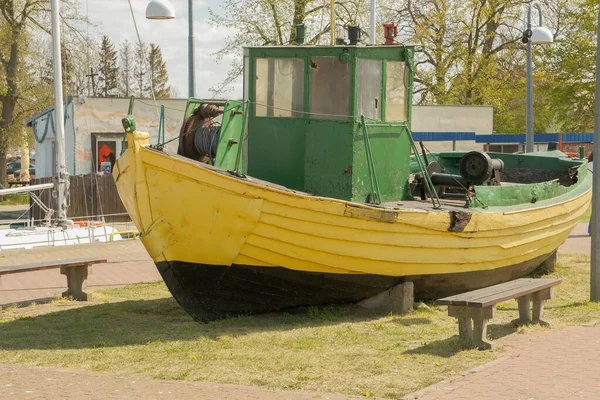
245, 45, 414, 202
114, 130, 592, 279
409, 151, 590, 209
182, 98, 246, 171
32, 97, 189, 178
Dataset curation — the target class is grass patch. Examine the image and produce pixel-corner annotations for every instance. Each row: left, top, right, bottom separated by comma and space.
580, 204, 592, 222
0, 193, 29, 205
0, 255, 598, 398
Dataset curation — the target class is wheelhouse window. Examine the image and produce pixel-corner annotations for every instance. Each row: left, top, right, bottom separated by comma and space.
357, 59, 382, 120
309, 57, 350, 120
255, 58, 304, 117
385, 61, 409, 122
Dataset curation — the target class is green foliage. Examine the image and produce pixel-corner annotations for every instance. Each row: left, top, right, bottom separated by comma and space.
148, 44, 171, 99
0, 193, 29, 205
209, 0, 371, 95
537, 0, 599, 132
133, 41, 149, 98
118, 40, 134, 97
98, 35, 119, 97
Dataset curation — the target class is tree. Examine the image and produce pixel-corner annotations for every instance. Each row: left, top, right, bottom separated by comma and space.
98, 35, 118, 97
148, 44, 170, 98
209, 0, 370, 95
386, 0, 573, 133
537, 0, 598, 132
133, 41, 149, 98
0, 0, 89, 186
119, 40, 133, 97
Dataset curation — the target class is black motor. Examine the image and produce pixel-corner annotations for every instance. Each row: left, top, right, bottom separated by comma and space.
459, 151, 504, 186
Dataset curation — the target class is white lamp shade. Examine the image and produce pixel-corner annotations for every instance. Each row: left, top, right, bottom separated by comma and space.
531, 26, 553, 45
146, 0, 175, 19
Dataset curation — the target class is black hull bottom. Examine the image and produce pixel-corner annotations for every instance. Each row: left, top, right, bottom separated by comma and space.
156, 252, 554, 322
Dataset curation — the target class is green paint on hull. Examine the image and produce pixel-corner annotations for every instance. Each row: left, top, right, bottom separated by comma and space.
409, 151, 590, 210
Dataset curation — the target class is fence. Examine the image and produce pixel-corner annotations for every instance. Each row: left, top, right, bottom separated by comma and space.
30, 174, 129, 223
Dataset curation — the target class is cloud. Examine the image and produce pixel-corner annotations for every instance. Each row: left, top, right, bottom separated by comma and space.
80, 0, 242, 98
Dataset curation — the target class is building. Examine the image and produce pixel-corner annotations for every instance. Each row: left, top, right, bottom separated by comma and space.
27, 96, 186, 179
27, 97, 494, 179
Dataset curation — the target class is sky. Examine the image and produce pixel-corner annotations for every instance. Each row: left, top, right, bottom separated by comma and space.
80, 0, 242, 99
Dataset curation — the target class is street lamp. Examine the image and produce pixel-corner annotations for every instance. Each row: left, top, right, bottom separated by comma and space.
146, 0, 196, 98
146, 0, 175, 19
591, 6, 600, 302
522, 2, 553, 153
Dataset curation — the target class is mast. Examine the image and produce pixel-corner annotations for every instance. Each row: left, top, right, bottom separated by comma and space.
370, 0, 376, 44
51, 0, 69, 225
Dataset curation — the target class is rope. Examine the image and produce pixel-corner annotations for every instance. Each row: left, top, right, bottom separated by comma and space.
127, 0, 160, 120
137, 99, 185, 113
158, 105, 165, 146
403, 126, 441, 209
360, 115, 382, 204
194, 125, 221, 158
248, 100, 383, 121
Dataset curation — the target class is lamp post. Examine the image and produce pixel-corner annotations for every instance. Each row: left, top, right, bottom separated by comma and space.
51, 0, 69, 225
522, 2, 553, 153
591, 6, 600, 302
370, 0, 376, 45
145, 0, 196, 98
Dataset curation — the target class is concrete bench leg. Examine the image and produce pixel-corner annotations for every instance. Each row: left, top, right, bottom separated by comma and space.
472, 307, 496, 350
532, 287, 554, 323
60, 265, 91, 301
449, 305, 495, 350
448, 306, 472, 344
517, 295, 532, 324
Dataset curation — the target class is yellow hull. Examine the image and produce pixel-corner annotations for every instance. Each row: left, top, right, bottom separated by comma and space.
114, 132, 590, 278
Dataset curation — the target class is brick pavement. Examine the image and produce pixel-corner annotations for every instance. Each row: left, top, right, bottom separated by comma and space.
0, 363, 358, 400
558, 223, 590, 255
0, 240, 160, 306
405, 322, 600, 400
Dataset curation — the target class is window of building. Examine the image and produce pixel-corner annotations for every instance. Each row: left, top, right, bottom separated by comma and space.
255, 58, 304, 117
385, 61, 409, 122
309, 57, 350, 119
357, 59, 382, 120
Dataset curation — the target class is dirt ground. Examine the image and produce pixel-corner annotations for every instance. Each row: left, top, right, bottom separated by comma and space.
0, 363, 359, 400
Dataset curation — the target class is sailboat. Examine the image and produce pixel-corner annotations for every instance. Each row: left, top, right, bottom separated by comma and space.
0, 1, 122, 251
114, 40, 591, 322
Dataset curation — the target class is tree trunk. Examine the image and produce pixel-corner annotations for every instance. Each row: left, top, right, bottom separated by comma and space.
289, 0, 308, 43
0, 40, 20, 188
0, 150, 6, 189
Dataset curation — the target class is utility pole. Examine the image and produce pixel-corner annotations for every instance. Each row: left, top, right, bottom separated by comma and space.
525, 4, 534, 153
591, 5, 600, 302
86, 67, 98, 96
188, 0, 195, 97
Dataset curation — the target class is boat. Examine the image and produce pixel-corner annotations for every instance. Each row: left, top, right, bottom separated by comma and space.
0, 3, 122, 252
113, 42, 592, 322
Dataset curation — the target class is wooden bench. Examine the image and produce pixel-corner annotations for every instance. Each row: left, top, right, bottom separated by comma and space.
0, 258, 107, 302
436, 278, 561, 350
